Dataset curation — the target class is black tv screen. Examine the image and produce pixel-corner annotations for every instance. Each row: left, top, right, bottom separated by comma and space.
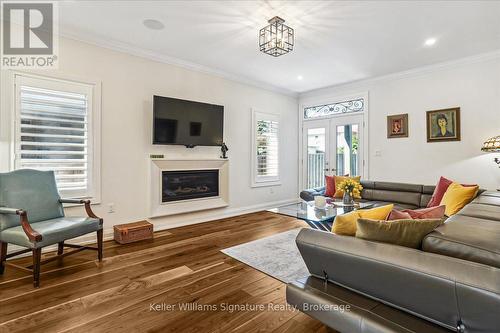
153, 96, 224, 146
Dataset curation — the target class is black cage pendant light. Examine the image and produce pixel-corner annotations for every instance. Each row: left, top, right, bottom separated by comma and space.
259, 16, 294, 57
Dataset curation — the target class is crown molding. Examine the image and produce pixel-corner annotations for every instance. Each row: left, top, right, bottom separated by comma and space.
300, 49, 500, 98
58, 29, 299, 98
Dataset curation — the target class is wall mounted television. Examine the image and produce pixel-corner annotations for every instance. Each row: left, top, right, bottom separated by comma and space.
153, 95, 224, 147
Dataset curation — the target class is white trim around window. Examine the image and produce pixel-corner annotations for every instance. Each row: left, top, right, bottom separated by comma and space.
251, 109, 281, 187
10, 72, 102, 202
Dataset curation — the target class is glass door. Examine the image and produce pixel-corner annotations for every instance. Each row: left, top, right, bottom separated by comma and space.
330, 115, 363, 177
302, 120, 330, 189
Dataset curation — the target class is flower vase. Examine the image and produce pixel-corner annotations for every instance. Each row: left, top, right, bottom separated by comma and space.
343, 191, 354, 206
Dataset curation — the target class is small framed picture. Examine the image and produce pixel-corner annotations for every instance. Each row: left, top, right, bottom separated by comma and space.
387, 114, 408, 138
426, 107, 460, 142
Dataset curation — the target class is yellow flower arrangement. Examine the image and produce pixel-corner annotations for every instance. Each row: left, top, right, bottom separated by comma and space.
337, 179, 363, 198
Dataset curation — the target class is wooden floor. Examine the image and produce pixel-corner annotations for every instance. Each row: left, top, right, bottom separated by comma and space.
0, 211, 335, 333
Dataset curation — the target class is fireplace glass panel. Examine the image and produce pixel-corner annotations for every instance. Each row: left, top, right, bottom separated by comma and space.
162, 169, 219, 202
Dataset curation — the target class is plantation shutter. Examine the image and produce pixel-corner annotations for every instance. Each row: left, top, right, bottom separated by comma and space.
14, 75, 94, 198
253, 111, 280, 185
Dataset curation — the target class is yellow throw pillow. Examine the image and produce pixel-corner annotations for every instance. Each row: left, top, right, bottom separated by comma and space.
440, 182, 479, 216
332, 204, 393, 236
332, 211, 359, 236
334, 175, 362, 198
358, 204, 394, 220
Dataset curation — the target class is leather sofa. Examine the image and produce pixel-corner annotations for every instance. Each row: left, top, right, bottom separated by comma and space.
288, 182, 500, 333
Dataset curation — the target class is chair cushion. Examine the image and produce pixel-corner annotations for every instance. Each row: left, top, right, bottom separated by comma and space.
0, 169, 64, 231
0, 217, 102, 248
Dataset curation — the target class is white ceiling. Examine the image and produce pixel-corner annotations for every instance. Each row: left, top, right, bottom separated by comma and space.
59, 1, 500, 94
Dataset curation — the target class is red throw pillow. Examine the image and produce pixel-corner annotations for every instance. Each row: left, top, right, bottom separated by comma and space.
403, 205, 446, 219
388, 205, 446, 221
325, 174, 350, 197
325, 175, 336, 197
387, 210, 412, 220
427, 176, 477, 207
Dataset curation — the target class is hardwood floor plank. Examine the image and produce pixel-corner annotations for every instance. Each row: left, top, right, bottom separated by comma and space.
0, 212, 328, 333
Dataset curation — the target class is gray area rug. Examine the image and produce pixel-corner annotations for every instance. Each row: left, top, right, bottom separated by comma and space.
221, 228, 309, 283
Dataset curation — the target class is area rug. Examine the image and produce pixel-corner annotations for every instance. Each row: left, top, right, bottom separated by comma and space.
221, 228, 309, 283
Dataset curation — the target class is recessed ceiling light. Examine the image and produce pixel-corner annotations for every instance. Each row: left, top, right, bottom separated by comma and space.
424, 38, 437, 47
143, 19, 164, 30
297, 75, 303, 80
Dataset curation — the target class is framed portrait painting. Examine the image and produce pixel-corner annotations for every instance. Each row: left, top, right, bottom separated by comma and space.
426, 107, 461, 142
387, 114, 408, 138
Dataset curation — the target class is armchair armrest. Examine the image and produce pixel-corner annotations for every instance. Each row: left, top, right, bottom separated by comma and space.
59, 199, 100, 219
0, 207, 42, 242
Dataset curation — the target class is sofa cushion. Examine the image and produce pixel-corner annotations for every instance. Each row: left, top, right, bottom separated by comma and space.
366, 201, 419, 211
472, 193, 500, 206
369, 190, 422, 207
457, 203, 500, 221
374, 181, 423, 193
0, 216, 102, 249
422, 215, 500, 268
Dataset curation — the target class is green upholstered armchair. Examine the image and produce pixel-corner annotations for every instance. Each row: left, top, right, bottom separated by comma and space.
0, 169, 103, 287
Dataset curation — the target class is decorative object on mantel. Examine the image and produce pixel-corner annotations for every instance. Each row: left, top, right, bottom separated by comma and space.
220, 142, 229, 159
481, 135, 500, 168
387, 113, 409, 138
114, 221, 153, 244
426, 107, 461, 142
259, 16, 294, 57
150, 154, 165, 159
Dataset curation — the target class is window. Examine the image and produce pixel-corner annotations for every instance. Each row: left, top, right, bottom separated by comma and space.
14, 74, 100, 200
252, 110, 280, 187
304, 97, 364, 119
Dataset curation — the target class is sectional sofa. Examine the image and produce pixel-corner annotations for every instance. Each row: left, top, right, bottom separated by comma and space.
288, 181, 500, 333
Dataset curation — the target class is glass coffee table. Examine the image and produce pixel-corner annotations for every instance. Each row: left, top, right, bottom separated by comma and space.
268, 200, 374, 231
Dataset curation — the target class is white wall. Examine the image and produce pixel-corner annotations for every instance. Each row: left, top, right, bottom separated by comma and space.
0, 37, 299, 236
300, 54, 500, 190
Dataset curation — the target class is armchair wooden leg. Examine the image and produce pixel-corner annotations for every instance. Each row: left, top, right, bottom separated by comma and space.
57, 241, 64, 255
97, 229, 103, 262
0, 242, 7, 275
32, 248, 41, 288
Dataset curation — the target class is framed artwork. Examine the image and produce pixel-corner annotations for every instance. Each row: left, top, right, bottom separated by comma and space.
387, 113, 408, 138
426, 107, 460, 142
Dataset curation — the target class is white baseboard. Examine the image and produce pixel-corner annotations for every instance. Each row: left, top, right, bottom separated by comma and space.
6, 197, 300, 257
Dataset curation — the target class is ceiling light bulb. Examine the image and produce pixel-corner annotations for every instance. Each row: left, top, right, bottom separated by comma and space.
297, 75, 303, 80
424, 38, 437, 47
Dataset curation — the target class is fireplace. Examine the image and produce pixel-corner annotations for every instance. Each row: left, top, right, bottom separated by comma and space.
162, 169, 219, 203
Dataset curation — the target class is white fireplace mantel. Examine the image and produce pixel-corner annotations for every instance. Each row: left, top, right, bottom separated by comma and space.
150, 158, 229, 217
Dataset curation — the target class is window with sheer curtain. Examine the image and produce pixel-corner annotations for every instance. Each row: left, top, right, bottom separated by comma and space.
13, 74, 100, 199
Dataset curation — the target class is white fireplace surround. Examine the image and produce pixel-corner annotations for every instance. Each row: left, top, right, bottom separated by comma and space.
150, 158, 229, 217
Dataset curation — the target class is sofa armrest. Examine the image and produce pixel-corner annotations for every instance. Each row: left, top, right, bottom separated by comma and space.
0, 207, 42, 242
59, 199, 100, 219
295, 228, 500, 332
300, 187, 325, 201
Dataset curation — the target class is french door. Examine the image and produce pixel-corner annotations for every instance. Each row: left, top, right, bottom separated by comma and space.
302, 115, 364, 189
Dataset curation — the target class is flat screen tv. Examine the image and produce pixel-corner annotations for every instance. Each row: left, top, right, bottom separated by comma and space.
153, 95, 224, 147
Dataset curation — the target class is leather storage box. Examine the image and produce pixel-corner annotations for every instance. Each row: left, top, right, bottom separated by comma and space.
114, 221, 153, 244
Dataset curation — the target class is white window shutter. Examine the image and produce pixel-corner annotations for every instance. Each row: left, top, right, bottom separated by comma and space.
14, 75, 98, 199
